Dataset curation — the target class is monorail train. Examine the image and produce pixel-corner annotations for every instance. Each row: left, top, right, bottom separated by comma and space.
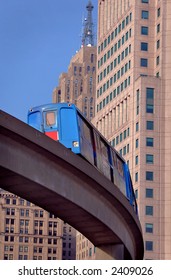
28, 103, 137, 214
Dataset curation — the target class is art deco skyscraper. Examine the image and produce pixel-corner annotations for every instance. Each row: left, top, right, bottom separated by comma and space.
53, 0, 96, 121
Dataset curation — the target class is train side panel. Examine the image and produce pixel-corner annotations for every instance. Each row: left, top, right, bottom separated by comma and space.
28, 110, 42, 132
111, 149, 127, 196
94, 132, 112, 181
124, 164, 138, 214
77, 112, 95, 165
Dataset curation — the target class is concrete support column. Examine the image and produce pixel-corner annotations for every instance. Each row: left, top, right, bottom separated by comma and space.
96, 244, 124, 260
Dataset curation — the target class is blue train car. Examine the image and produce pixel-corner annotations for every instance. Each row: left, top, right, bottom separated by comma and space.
28, 103, 137, 214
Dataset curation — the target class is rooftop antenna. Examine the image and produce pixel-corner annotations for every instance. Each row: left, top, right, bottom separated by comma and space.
81, 0, 95, 46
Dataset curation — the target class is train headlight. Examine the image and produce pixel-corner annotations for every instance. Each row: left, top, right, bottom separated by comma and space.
72, 141, 79, 147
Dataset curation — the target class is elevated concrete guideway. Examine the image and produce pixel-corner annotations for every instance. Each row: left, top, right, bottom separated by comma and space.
0, 110, 144, 259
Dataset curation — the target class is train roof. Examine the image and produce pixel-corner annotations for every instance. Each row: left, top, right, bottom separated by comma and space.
28, 103, 77, 113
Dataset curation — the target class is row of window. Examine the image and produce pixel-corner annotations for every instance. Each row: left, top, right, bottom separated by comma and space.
5, 208, 55, 219
135, 171, 154, 183
110, 127, 130, 147
141, 40, 160, 52
113, 132, 153, 151
135, 188, 153, 200
135, 154, 154, 165
4, 254, 55, 260
98, 12, 132, 54
140, 56, 160, 68
97, 76, 131, 112
4, 197, 31, 206
97, 60, 131, 98
3, 246, 59, 260
141, 5, 161, 20
4, 235, 60, 244
97, 49, 131, 86
136, 120, 154, 131
119, 144, 130, 157
98, 29, 132, 69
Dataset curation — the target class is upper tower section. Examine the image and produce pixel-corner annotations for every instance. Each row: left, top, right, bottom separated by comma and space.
82, 0, 95, 46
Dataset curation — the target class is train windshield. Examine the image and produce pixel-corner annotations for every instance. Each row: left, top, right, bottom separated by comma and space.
28, 111, 41, 131
44, 111, 56, 127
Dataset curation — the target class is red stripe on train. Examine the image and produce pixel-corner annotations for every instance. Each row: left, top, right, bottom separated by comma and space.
45, 131, 58, 141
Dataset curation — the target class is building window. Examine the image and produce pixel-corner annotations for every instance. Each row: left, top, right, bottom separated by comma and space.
136, 89, 140, 115
141, 42, 148, 51
13, 199, 17, 205
135, 155, 139, 165
146, 121, 154, 130
40, 211, 44, 217
146, 206, 153, 215
127, 144, 130, 153
141, 26, 148, 35
157, 8, 160, 17
6, 198, 10, 204
20, 199, 24, 205
146, 188, 153, 198
141, 58, 148, 67
74, 66, 77, 75
136, 138, 139, 148
145, 241, 153, 251
156, 56, 160, 65
142, 11, 149, 19
136, 122, 139, 132
135, 172, 138, 182
146, 171, 154, 181
157, 40, 160, 49
142, 0, 149, 3
145, 223, 153, 233
146, 137, 154, 147
157, 23, 160, 33
146, 154, 154, 164
146, 88, 154, 114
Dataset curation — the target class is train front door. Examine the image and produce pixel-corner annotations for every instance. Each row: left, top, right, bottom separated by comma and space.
43, 110, 58, 141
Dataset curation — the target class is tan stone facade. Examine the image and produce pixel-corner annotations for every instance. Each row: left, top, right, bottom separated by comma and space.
76, 232, 96, 260
0, 190, 63, 260
53, 45, 97, 121
92, 0, 171, 259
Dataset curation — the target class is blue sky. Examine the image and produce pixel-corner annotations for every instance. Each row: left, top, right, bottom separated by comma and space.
0, 0, 97, 122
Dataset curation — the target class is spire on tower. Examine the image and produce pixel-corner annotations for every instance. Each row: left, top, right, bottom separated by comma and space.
81, 0, 95, 46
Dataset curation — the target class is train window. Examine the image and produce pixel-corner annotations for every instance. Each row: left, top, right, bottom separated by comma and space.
116, 156, 124, 177
77, 113, 94, 164
100, 140, 108, 159
45, 111, 56, 127
82, 121, 92, 143
112, 150, 117, 167
78, 114, 92, 144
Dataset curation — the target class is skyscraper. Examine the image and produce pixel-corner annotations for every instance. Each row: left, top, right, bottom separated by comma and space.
93, 0, 171, 259
53, 45, 97, 121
